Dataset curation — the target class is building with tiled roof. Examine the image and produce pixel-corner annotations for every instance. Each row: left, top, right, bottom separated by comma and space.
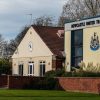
12, 25, 64, 76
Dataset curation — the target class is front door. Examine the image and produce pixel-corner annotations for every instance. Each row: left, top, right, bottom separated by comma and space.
28, 62, 34, 76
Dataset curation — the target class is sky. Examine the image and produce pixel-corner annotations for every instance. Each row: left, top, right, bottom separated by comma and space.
0, 0, 67, 41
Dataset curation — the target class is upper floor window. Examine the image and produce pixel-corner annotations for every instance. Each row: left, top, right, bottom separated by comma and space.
72, 30, 83, 46
28, 42, 33, 52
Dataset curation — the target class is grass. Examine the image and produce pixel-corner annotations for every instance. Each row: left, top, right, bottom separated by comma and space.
0, 89, 100, 100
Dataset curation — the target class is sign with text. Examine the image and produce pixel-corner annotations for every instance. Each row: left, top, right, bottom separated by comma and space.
65, 17, 100, 31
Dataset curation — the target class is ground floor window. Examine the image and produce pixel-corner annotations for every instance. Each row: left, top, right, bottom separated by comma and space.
28, 62, 34, 76
71, 29, 83, 68
18, 64, 23, 76
39, 61, 46, 77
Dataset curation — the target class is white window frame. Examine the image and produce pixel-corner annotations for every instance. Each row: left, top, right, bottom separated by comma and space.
28, 62, 34, 76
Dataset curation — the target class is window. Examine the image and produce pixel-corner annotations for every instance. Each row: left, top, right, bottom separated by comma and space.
28, 42, 33, 52
75, 47, 83, 57
39, 61, 46, 77
28, 62, 34, 76
18, 64, 23, 76
74, 30, 83, 45
71, 29, 83, 67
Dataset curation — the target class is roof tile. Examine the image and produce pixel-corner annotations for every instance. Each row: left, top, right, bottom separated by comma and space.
32, 25, 64, 57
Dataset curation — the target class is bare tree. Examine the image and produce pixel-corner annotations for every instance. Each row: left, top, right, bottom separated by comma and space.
84, 0, 100, 16
33, 16, 54, 26
0, 34, 8, 58
58, 0, 87, 26
58, 0, 100, 27
8, 26, 29, 56
8, 16, 55, 56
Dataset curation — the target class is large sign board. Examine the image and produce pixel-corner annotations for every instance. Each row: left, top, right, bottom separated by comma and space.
65, 17, 100, 31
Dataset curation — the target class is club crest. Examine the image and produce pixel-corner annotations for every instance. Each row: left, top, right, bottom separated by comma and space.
90, 32, 100, 51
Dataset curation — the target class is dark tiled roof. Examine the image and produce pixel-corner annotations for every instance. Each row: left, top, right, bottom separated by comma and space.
32, 25, 64, 57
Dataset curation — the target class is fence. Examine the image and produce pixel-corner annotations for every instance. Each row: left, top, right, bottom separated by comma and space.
0, 76, 8, 88
8, 76, 44, 89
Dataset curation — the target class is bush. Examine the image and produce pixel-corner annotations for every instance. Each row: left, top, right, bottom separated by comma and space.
44, 69, 65, 78
0, 59, 12, 75
62, 72, 73, 77
46, 68, 100, 77
79, 61, 100, 73
65, 71, 100, 77
80, 72, 100, 77
55, 69, 65, 77
44, 70, 56, 78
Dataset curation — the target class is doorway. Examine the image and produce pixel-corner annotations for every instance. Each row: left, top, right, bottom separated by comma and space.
28, 62, 34, 76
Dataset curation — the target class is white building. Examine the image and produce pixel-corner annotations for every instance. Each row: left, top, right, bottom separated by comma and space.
12, 25, 64, 76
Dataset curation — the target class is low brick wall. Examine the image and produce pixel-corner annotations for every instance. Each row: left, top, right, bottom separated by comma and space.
57, 77, 100, 94
1, 76, 100, 94
0, 76, 8, 88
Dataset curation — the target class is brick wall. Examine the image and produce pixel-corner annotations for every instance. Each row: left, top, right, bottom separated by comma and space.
57, 77, 100, 94
1, 76, 100, 94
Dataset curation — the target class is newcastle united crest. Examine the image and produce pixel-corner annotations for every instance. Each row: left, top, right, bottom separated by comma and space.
90, 32, 100, 51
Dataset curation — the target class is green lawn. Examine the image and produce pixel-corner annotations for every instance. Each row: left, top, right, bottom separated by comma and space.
0, 90, 100, 100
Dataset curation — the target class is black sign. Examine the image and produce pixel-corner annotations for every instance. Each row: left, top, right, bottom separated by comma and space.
71, 19, 100, 28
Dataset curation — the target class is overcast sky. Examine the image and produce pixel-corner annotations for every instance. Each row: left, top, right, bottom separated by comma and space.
0, 0, 67, 41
